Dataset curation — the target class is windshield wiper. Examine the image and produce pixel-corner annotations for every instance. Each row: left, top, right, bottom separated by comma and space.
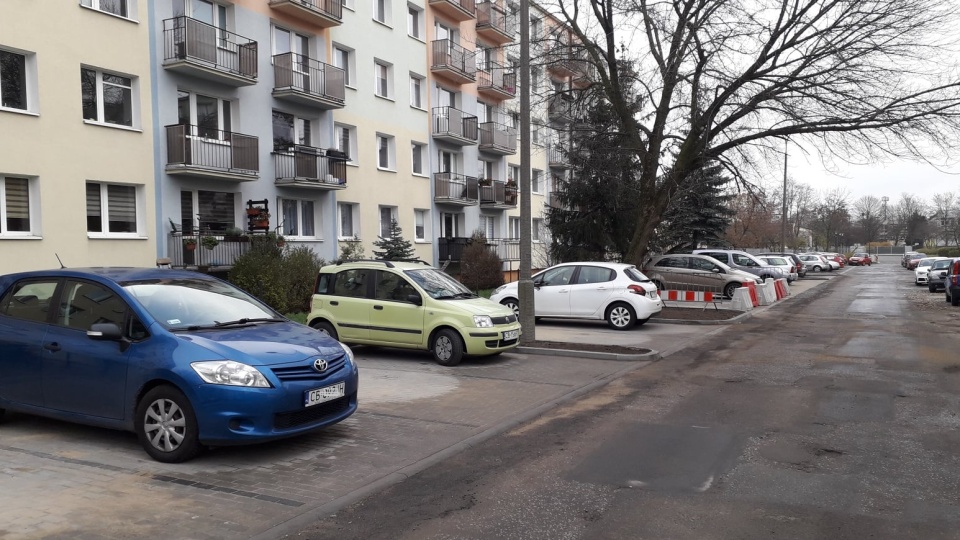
213, 317, 284, 328
454, 292, 477, 298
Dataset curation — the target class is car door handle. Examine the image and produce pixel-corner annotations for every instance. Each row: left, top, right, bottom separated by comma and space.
558, 289, 569, 293
374, 305, 384, 310
330, 301, 339, 306
595, 287, 607, 290
43, 342, 61, 352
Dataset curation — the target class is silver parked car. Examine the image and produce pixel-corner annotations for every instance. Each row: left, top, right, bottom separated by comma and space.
642, 254, 762, 299
692, 249, 786, 282
758, 255, 798, 283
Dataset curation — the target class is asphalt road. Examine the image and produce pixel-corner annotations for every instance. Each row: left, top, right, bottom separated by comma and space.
295, 262, 960, 539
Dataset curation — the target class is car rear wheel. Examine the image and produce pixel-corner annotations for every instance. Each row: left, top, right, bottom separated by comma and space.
431, 328, 464, 366
310, 320, 339, 341
812, 265, 822, 272
606, 302, 636, 330
136, 386, 202, 463
953, 292, 960, 307
723, 282, 741, 299
500, 298, 520, 317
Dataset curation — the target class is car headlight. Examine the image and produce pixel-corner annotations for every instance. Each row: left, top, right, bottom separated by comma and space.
341, 343, 355, 363
191, 360, 271, 388
474, 315, 494, 328
493, 285, 506, 294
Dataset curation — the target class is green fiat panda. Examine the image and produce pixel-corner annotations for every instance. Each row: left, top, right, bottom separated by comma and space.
307, 260, 521, 366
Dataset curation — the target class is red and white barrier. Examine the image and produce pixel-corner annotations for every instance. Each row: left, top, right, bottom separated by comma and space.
743, 281, 760, 307
659, 289, 716, 302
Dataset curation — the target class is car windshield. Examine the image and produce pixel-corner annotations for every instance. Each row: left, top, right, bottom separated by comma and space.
405, 268, 474, 299
933, 260, 952, 269
918, 259, 936, 268
765, 257, 788, 265
123, 278, 280, 330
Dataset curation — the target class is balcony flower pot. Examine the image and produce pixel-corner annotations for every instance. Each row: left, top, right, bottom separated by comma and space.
201, 236, 220, 251
183, 238, 197, 251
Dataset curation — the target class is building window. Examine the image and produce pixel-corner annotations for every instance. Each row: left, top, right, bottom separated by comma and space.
532, 169, 543, 193
414, 209, 427, 241
0, 49, 29, 111
509, 164, 520, 184
532, 218, 543, 242
280, 198, 316, 238
377, 134, 395, 170
177, 90, 231, 139
81, 0, 135, 19
272, 110, 311, 150
81, 67, 135, 127
509, 217, 520, 239
86, 182, 140, 235
335, 123, 357, 163
411, 142, 426, 175
409, 73, 424, 108
480, 215, 495, 239
407, 5, 423, 39
532, 122, 543, 146
181, 189, 235, 233
374, 60, 392, 98
379, 206, 397, 237
341, 0, 355, 10
333, 45, 354, 87
373, 0, 390, 24
0, 176, 33, 236
338, 202, 358, 238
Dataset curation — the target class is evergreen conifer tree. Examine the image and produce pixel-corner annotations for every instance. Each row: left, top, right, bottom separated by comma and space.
373, 219, 415, 260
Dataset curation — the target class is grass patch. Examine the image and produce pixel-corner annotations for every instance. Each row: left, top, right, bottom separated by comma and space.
285, 312, 308, 325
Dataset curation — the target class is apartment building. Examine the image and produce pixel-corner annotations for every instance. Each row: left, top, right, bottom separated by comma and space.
0, 0, 156, 273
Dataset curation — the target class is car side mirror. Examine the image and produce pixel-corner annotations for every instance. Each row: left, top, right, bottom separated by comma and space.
712, 268, 722, 273
87, 322, 123, 341
407, 294, 422, 306
534, 279, 543, 289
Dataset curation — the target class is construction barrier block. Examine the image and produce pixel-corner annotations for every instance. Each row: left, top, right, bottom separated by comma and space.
743, 281, 760, 307
777, 278, 791, 297
758, 281, 777, 305
659, 290, 718, 303
730, 287, 754, 311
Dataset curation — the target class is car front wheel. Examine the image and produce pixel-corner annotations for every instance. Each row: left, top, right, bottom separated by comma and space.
723, 282, 741, 299
431, 328, 464, 366
929, 284, 937, 293
136, 386, 202, 463
500, 298, 520, 318
606, 302, 636, 330
310, 320, 339, 341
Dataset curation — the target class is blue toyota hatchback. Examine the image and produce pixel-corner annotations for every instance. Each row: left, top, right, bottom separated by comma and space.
0, 268, 359, 462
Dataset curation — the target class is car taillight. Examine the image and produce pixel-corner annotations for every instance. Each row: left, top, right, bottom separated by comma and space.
628, 284, 646, 294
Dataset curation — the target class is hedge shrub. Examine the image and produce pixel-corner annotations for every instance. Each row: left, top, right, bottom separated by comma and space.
228, 237, 325, 314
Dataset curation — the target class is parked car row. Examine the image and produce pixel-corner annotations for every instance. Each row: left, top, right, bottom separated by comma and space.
914, 255, 960, 306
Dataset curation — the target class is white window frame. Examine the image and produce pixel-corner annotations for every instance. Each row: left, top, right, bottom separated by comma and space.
271, 25, 310, 57
338, 202, 359, 239
509, 164, 520, 184
332, 44, 355, 87
411, 142, 427, 176
81, 66, 139, 130
177, 90, 232, 140
407, 4, 424, 39
479, 215, 496, 239
532, 169, 543, 193
374, 60, 393, 99
376, 133, 396, 171
414, 209, 428, 241
379, 206, 398, 238
508, 217, 520, 239
373, 0, 392, 25
80, 0, 138, 21
335, 123, 358, 165
0, 47, 38, 115
86, 181, 144, 239
278, 197, 319, 239
532, 218, 543, 242
0, 175, 39, 237
341, 0, 356, 11
409, 73, 425, 109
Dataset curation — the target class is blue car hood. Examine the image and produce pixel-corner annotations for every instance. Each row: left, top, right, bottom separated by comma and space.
176, 321, 345, 366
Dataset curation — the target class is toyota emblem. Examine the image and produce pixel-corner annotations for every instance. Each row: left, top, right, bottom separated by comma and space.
313, 358, 328, 372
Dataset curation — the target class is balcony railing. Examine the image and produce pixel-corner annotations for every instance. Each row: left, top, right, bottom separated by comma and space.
273, 145, 348, 189
162, 17, 258, 85
431, 40, 477, 83
439, 236, 520, 261
545, 41, 576, 76
433, 106, 479, 144
268, 0, 342, 27
479, 122, 517, 155
548, 94, 574, 123
479, 180, 518, 208
476, 1, 512, 44
434, 173, 479, 205
477, 62, 516, 99
548, 144, 570, 169
486, 237, 520, 261
428, 0, 476, 21
272, 53, 345, 109
166, 124, 259, 180
167, 232, 250, 269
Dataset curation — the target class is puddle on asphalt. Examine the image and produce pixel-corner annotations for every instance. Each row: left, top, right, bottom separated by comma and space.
359, 370, 460, 404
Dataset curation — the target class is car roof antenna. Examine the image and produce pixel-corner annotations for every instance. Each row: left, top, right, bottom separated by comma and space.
55, 253, 66, 269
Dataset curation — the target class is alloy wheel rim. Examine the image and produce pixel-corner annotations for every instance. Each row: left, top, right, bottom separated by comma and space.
611, 307, 631, 327
144, 398, 186, 452
436, 336, 452, 361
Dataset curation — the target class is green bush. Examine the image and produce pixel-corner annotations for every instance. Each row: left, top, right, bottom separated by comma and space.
229, 239, 325, 314
459, 231, 504, 291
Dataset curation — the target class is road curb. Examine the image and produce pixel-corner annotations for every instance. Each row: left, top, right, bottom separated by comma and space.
515, 346, 661, 362
650, 311, 753, 325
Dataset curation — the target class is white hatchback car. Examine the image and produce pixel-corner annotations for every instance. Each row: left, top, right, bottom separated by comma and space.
758, 255, 798, 283
489, 262, 663, 330
915, 257, 949, 285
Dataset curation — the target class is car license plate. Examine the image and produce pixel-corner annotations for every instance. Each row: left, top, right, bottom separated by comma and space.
503, 329, 519, 340
304, 382, 345, 407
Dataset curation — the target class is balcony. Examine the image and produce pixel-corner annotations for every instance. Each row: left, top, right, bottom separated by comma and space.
162, 17, 258, 86
479, 122, 517, 155
486, 237, 520, 261
268, 0, 342, 27
545, 42, 576, 77
548, 144, 571, 169
434, 173, 479, 205
272, 53, 345, 109
439, 236, 519, 261
167, 232, 251, 269
273, 145, 348, 190
476, 1, 512, 44
433, 107, 479, 145
166, 124, 259, 181
477, 62, 516, 100
479, 180, 518, 209
431, 40, 476, 84
428, 0, 476, 21
548, 94, 574, 123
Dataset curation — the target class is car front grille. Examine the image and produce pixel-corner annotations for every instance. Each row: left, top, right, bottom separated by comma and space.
486, 337, 518, 348
491, 314, 518, 325
271, 355, 347, 382
274, 394, 353, 430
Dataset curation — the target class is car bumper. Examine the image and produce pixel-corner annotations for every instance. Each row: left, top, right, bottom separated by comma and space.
190, 367, 359, 445
464, 322, 522, 355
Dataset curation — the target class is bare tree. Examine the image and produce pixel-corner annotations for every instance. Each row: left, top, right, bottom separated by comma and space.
549, 0, 960, 264
853, 195, 883, 246
930, 192, 955, 245
892, 193, 927, 246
